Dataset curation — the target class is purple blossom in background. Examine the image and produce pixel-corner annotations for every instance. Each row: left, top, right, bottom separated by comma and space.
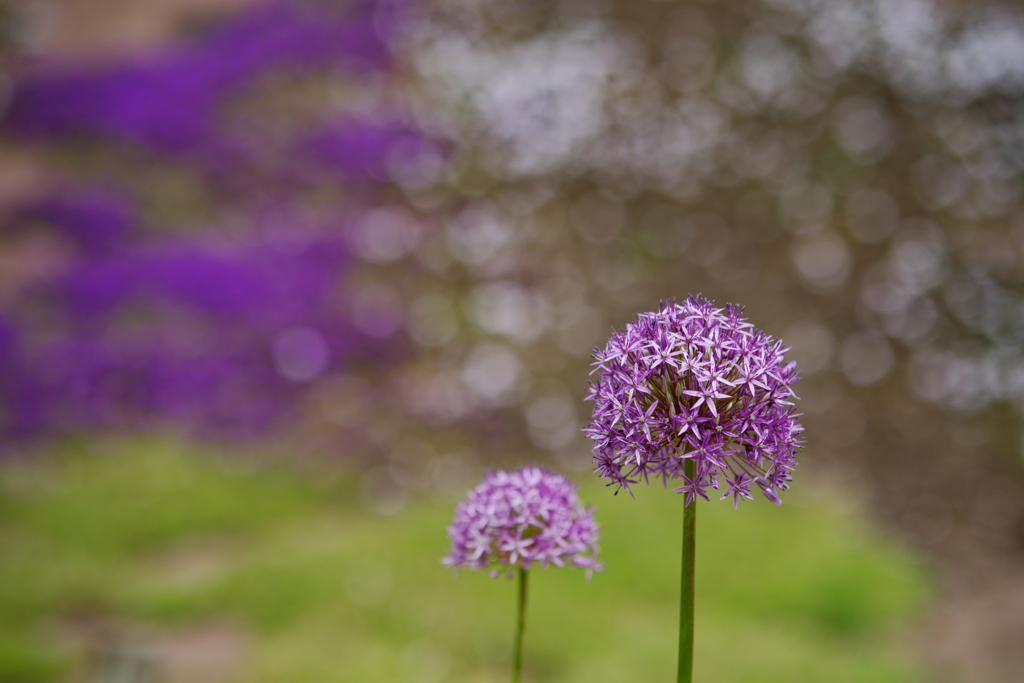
0, 316, 41, 438
0, 194, 407, 439
0, 210, 384, 437
19, 191, 133, 255
2, 0, 440, 187
443, 466, 602, 577
585, 296, 804, 506
0, 0, 434, 443
296, 120, 438, 183
4, 1, 395, 158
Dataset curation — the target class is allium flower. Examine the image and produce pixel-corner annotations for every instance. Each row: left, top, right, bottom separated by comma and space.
585, 296, 803, 506
443, 466, 602, 577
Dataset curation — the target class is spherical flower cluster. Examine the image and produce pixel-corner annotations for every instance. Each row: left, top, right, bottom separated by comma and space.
585, 296, 803, 507
443, 466, 602, 577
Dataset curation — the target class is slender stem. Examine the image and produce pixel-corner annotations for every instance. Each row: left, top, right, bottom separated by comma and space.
512, 567, 529, 683
678, 458, 697, 683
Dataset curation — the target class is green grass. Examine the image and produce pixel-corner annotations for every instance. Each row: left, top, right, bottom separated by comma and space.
0, 439, 932, 682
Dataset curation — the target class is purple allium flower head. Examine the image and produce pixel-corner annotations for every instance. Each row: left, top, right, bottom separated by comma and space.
443, 466, 602, 578
585, 296, 803, 506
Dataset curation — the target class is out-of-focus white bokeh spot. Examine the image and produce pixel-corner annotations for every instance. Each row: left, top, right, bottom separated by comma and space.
272, 326, 329, 382
914, 155, 968, 209
445, 205, 515, 268
832, 96, 892, 161
886, 296, 939, 343
388, 143, 448, 190
909, 349, 984, 411
352, 284, 403, 338
792, 232, 852, 292
741, 34, 801, 101
351, 206, 421, 263
460, 342, 523, 405
401, 369, 472, 422
780, 181, 833, 233
524, 391, 578, 450
471, 281, 550, 344
841, 331, 894, 386
889, 218, 946, 293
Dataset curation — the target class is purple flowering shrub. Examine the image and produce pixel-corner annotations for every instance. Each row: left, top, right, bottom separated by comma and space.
18, 190, 134, 255
585, 296, 804, 506
5, 1, 395, 159
443, 466, 602, 577
0, 0, 433, 442
4, 0, 438, 187
0, 191, 390, 437
3, 232, 379, 438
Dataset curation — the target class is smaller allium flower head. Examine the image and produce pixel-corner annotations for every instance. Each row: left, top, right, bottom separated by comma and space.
443, 466, 602, 577
585, 296, 803, 506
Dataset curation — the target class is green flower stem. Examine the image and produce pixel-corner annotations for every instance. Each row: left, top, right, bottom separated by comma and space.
678, 458, 697, 683
512, 566, 529, 683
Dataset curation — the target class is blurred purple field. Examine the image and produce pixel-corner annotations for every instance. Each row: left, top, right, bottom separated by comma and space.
0, 0, 434, 441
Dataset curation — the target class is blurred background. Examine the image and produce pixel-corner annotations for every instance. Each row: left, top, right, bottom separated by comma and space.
1, 0, 1024, 681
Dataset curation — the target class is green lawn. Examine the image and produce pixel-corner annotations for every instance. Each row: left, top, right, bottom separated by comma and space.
0, 439, 932, 682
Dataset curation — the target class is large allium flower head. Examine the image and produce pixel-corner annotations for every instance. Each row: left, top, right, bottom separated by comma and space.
585, 295, 804, 506
443, 466, 602, 578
